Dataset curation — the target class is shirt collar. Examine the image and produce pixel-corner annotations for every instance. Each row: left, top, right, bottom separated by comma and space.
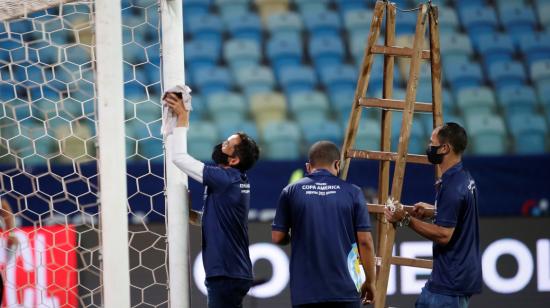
307, 169, 334, 177
441, 161, 463, 182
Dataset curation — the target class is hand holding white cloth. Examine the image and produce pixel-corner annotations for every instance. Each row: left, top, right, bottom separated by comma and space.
161, 84, 192, 137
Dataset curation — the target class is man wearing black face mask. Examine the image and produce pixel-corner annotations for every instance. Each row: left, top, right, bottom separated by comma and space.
164, 93, 260, 308
385, 122, 482, 308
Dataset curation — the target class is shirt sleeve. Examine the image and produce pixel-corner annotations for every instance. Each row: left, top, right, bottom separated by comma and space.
272, 187, 291, 232
434, 185, 463, 228
171, 127, 205, 184
202, 165, 233, 192
353, 186, 371, 232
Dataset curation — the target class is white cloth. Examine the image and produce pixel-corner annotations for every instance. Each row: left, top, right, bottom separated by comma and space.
171, 127, 204, 183
161, 84, 192, 137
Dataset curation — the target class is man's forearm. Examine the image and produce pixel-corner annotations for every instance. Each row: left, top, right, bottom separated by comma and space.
409, 218, 453, 245
358, 233, 376, 285
1, 200, 15, 231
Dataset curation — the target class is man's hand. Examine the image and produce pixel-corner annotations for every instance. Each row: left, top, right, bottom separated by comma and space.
384, 206, 406, 223
164, 92, 189, 127
7, 234, 17, 248
360, 281, 375, 305
412, 202, 435, 219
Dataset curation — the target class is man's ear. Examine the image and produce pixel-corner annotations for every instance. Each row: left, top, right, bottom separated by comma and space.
305, 162, 312, 174
228, 156, 240, 167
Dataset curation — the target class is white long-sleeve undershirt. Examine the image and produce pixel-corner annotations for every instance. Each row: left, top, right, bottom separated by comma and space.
171, 127, 205, 184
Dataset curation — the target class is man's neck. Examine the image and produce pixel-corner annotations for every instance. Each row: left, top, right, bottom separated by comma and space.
440, 155, 462, 175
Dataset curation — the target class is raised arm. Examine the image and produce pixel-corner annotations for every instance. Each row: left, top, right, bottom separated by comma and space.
1, 198, 18, 247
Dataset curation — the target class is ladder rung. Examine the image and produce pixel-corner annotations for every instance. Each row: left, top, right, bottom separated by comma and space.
346, 150, 430, 165
391, 256, 433, 269
367, 204, 435, 217
371, 45, 431, 59
359, 97, 433, 113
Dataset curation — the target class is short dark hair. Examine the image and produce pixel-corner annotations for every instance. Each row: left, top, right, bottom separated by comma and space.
437, 122, 468, 155
308, 141, 341, 167
233, 132, 260, 172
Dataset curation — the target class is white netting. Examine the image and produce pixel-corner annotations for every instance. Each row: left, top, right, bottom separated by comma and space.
0, 0, 169, 307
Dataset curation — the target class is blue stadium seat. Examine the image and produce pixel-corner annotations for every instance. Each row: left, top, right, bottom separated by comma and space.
497, 85, 538, 116
320, 64, 357, 99
508, 113, 548, 154
466, 114, 507, 155
188, 121, 219, 160
343, 9, 373, 39
488, 61, 527, 91
535, 0, 550, 30
530, 60, 550, 89
308, 35, 345, 74
262, 120, 301, 160
537, 81, 550, 110
207, 92, 247, 125
444, 61, 484, 92
266, 11, 303, 41
279, 65, 317, 96
194, 66, 232, 96
395, 10, 418, 36
391, 111, 426, 155
416, 86, 455, 116
438, 6, 460, 34
519, 32, 550, 67
289, 91, 330, 126
355, 120, 381, 151
266, 36, 303, 78
499, 4, 537, 45
188, 14, 223, 49
185, 40, 220, 76
330, 89, 355, 121
335, 0, 368, 17
456, 86, 497, 117
459, 6, 498, 47
183, 0, 212, 16
455, 0, 486, 9
302, 120, 342, 148
476, 33, 515, 71
440, 34, 473, 65
216, 120, 259, 142
235, 65, 276, 97
188, 95, 206, 121
227, 13, 262, 41
215, 0, 250, 21
294, 0, 330, 14
303, 10, 341, 38
224, 39, 261, 71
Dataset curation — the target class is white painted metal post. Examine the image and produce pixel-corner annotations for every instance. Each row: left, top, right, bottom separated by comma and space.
160, 0, 189, 307
95, 0, 131, 307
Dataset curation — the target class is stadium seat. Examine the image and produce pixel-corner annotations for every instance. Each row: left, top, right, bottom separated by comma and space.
459, 6, 498, 47
355, 119, 381, 151
444, 61, 484, 92
235, 65, 276, 97
254, 0, 290, 23
343, 9, 373, 39
335, 0, 368, 17
530, 60, 550, 89
535, 0, 550, 30
416, 86, 455, 116
508, 113, 548, 154
216, 120, 260, 142
301, 120, 342, 148
216, 0, 250, 22
440, 34, 473, 66
499, 4, 537, 45
303, 10, 341, 38
279, 65, 317, 96
476, 33, 515, 70
438, 6, 460, 34
289, 91, 330, 126
185, 40, 220, 76
308, 35, 345, 74
488, 61, 527, 91
456, 86, 497, 117
223, 39, 261, 71
188, 14, 223, 50
536, 82, 550, 109
188, 95, 206, 121
249, 92, 287, 129
391, 111, 426, 155
266, 12, 303, 41
266, 36, 303, 78
466, 114, 507, 155
187, 121, 219, 160
262, 120, 301, 160
395, 10, 417, 36
330, 89, 355, 121
497, 85, 538, 116
320, 64, 357, 99
519, 32, 550, 67
207, 92, 247, 125
226, 13, 262, 41
294, 0, 330, 14
183, 0, 212, 16
194, 66, 232, 96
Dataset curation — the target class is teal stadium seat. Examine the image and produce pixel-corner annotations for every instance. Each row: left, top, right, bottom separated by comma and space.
262, 120, 302, 160
235, 65, 276, 97
466, 114, 507, 155
456, 86, 497, 117
207, 92, 247, 125
497, 85, 538, 116
224, 39, 261, 72
289, 91, 330, 126
508, 113, 548, 154
187, 121, 219, 160
266, 11, 303, 41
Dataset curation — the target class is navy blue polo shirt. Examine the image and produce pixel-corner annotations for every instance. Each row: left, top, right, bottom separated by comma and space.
272, 169, 372, 305
427, 161, 482, 296
201, 164, 252, 281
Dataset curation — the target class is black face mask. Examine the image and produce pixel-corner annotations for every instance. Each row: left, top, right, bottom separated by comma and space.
211, 143, 230, 166
426, 145, 445, 165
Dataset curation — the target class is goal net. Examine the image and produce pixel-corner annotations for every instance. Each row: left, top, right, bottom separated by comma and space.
0, 0, 178, 306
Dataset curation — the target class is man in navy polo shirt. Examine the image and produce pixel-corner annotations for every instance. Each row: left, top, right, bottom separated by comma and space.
272, 141, 376, 307
165, 93, 260, 308
386, 122, 482, 308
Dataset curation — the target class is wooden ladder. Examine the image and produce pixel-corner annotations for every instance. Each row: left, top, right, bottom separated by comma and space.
339, 1, 443, 307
